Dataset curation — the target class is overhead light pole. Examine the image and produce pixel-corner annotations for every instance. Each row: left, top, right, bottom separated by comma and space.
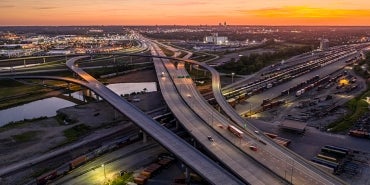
102, 164, 106, 180
231, 72, 235, 83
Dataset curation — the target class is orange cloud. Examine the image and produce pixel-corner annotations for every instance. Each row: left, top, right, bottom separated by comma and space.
235, 6, 370, 25
244, 6, 370, 18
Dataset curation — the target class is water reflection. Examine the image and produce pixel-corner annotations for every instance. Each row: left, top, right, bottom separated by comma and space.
106, 82, 157, 96
0, 97, 76, 127
67, 82, 157, 101
0, 82, 157, 127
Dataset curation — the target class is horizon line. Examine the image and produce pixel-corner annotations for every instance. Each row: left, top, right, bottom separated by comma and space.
1, 24, 370, 27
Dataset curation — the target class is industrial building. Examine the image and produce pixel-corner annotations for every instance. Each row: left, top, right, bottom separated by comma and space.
204, 33, 228, 45
320, 39, 330, 50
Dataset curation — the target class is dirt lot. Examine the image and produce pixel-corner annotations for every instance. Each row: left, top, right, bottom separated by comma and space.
0, 101, 127, 167
107, 69, 158, 83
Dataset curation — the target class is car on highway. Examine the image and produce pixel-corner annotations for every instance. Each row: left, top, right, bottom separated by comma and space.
249, 145, 258, 151
207, 136, 215, 142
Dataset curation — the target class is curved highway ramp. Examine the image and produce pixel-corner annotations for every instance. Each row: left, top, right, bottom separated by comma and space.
0, 56, 244, 185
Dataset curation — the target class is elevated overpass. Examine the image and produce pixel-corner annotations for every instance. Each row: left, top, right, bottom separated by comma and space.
0, 57, 243, 184
150, 43, 285, 184
1, 47, 349, 184
163, 47, 348, 185
145, 39, 347, 185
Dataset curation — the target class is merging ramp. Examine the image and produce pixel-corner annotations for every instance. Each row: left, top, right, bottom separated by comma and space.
146, 39, 348, 185
168, 47, 348, 185
150, 42, 286, 185
64, 56, 243, 185
0, 55, 243, 184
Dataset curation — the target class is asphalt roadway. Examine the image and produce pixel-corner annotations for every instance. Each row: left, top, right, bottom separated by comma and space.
150, 42, 281, 185
65, 55, 243, 184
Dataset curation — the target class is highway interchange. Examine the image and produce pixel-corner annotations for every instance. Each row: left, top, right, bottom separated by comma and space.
148, 39, 360, 185
1, 35, 369, 184
149, 41, 284, 184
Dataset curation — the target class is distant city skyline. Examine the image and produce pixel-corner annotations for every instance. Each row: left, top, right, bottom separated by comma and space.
1, 0, 370, 26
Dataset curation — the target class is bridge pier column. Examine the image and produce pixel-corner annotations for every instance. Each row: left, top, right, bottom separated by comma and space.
175, 120, 179, 130
23, 59, 26, 67
67, 83, 71, 96
185, 167, 190, 184
113, 109, 118, 120
83, 94, 87, 102
142, 132, 147, 143
43, 57, 46, 63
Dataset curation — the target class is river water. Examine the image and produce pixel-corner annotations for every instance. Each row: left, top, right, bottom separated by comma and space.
0, 82, 157, 127
0, 97, 76, 127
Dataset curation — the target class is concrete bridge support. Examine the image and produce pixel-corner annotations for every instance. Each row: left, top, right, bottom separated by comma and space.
175, 120, 180, 130
67, 82, 71, 96
185, 167, 190, 184
142, 132, 147, 143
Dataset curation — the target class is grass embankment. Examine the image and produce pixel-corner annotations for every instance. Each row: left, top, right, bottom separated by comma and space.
328, 89, 370, 132
0, 116, 48, 132
157, 45, 175, 57
178, 51, 188, 58
190, 52, 218, 62
63, 124, 91, 142
0, 79, 80, 109
86, 62, 152, 79
110, 172, 134, 185
184, 64, 212, 93
11, 130, 41, 142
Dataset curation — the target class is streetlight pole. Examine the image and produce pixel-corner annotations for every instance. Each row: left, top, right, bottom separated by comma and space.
291, 161, 294, 184
211, 111, 214, 127
102, 164, 106, 181
231, 72, 235, 83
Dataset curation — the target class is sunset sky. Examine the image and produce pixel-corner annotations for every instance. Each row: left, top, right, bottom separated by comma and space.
1, 0, 370, 26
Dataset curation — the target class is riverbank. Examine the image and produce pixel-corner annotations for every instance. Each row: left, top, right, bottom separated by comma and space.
0, 68, 162, 174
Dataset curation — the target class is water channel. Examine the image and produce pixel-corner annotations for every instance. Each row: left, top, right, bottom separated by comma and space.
0, 82, 157, 127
